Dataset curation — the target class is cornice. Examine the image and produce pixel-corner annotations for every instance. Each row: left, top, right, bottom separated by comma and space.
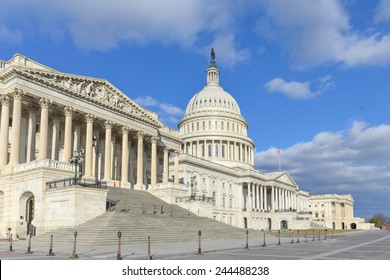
1, 67, 163, 128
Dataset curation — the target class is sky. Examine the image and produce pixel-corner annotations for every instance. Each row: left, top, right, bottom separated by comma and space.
1, 0, 390, 218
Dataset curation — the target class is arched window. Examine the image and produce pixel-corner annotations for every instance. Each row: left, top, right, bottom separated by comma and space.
221, 121, 224, 130
208, 144, 212, 157
202, 121, 205, 130
215, 144, 219, 157
222, 145, 225, 158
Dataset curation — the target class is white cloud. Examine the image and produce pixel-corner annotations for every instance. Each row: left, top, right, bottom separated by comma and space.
0, 0, 249, 67
135, 95, 184, 127
264, 76, 334, 99
264, 78, 315, 99
374, 0, 390, 23
255, 121, 390, 217
134, 96, 158, 107
258, 0, 390, 68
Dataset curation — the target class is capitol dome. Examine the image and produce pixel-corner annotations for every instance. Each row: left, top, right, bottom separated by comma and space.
179, 49, 255, 169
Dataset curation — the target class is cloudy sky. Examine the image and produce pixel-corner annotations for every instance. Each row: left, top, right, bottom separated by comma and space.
1, 0, 390, 218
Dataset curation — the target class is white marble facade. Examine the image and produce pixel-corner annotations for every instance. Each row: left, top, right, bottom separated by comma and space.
0, 53, 368, 239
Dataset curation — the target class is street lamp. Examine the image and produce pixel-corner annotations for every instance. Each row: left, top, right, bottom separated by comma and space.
68, 150, 84, 185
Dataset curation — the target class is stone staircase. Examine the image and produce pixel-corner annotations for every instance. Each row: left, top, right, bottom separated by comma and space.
32, 188, 250, 246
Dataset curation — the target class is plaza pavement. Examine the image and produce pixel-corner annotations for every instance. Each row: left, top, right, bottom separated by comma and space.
0, 229, 389, 260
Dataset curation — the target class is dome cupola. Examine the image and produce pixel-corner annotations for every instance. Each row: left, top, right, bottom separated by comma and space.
179, 49, 255, 169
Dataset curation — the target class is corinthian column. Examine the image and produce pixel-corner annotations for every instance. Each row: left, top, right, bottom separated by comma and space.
26, 104, 39, 162
84, 113, 95, 179
50, 112, 61, 161
103, 120, 114, 181
174, 150, 179, 184
121, 126, 130, 186
150, 136, 158, 185
135, 131, 145, 189
163, 148, 169, 184
0, 95, 10, 167
38, 97, 51, 160
63, 106, 74, 162
9, 89, 25, 164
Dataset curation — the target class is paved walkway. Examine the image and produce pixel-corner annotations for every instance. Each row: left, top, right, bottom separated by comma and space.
0, 230, 389, 260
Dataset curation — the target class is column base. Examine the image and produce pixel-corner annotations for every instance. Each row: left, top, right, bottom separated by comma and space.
102, 179, 116, 187
120, 181, 131, 189
134, 184, 146, 191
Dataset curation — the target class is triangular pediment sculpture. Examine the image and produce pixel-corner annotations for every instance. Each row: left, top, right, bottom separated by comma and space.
21, 69, 162, 127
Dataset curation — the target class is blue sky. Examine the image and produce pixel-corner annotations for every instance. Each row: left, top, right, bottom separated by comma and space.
1, 0, 390, 218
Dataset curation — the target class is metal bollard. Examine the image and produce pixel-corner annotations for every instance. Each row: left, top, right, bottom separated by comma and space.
197, 230, 202, 255
324, 229, 327, 240
297, 230, 300, 243
7, 227, 12, 242
9, 234, 13, 252
312, 229, 315, 241
147, 236, 152, 260
71, 231, 78, 259
318, 231, 321, 241
48, 235, 54, 256
277, 230, 281, 245
117, 231, 122, 260
262, 230, 267, 247
26, 234, 33, 254
290, 230, 294, 244
245, 230, 249, 249
305, 230, 308, 242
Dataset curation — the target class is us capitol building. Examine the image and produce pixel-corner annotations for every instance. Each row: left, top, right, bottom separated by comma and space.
0, 52, 372, 239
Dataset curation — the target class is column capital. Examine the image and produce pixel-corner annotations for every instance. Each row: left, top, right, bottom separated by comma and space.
164, 147, 170, 153
85, 113, 96, 123
27, 103, 40, 112
151, 136, 158, 144
0, 95, 10, 106
137, 131, 145, 139
50, 111, 62, 120
64, 105, 75, 116
39, 97, 52, 108
174, 150, 180, 157
12, 88, 26, 99
104, 120, 115, 129
22, 109, 29, 119
121, 125, 130, 135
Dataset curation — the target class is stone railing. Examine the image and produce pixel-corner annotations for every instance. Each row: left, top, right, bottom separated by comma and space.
175, 195, 214, 204
13, 159, 75, 173
46, 177, 107, 190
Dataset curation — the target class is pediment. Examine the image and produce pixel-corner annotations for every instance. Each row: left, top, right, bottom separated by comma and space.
274, 172, 298, 188
3, 64, 162, 127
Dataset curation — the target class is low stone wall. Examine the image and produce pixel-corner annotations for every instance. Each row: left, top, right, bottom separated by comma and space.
44, 186, 108, 232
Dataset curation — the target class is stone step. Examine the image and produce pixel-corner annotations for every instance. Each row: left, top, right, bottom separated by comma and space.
32, 188, 251, 246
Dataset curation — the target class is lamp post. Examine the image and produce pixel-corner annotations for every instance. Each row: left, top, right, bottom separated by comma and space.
68, 150, 84, 185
